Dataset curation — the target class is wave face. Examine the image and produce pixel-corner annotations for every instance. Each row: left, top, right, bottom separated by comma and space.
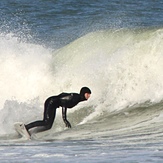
1, 28, 163, 138
53, 28, 163, 113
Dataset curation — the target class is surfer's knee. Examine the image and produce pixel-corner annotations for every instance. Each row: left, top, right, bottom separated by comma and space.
46, 124, 53, 130
44, 121, 53, 130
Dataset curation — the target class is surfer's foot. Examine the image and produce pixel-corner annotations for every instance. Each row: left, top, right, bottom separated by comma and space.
25, 125, 31, 136
20, 124, 31, 136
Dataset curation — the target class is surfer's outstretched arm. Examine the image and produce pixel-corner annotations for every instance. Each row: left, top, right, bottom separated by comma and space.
62, 107, 71, 128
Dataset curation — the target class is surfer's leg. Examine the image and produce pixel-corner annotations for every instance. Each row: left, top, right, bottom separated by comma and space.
42, 106, 57, 131
25, 106, 57, 132
25, 120, 46, 130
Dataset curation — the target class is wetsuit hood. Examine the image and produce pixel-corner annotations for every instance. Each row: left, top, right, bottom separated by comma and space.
80, 87, 91, 101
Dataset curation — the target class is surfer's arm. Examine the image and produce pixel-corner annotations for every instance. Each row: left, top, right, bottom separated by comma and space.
62, 107, 71, 128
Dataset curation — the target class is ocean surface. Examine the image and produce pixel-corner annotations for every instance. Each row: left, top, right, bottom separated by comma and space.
0, 0, 163, 162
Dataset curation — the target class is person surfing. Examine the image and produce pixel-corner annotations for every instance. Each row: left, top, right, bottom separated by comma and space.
23, 87, 91, 137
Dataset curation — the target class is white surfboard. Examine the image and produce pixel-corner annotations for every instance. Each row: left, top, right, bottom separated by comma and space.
14, 122, 31, 140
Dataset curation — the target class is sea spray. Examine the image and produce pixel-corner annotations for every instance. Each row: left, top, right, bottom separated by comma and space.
0, 33, 54, 134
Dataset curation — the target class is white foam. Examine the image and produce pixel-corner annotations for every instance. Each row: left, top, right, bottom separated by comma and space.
0, 33, 54, 107
32, 153, 67, 158
0, 33, 55, 134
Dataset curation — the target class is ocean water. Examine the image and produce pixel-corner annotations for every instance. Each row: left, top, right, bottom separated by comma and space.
0, 0, 163, 162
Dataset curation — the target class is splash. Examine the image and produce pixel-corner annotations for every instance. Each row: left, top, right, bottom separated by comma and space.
0, 33, 54, 134
0, 33, 53, 106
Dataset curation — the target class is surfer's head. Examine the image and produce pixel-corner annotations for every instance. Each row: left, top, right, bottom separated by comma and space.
80, 87, 91, 100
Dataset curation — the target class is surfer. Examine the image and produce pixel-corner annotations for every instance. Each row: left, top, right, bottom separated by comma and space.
25, 87, 91, 134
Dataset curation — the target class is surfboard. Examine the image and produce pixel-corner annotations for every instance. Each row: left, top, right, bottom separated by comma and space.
14, 122, 31, 140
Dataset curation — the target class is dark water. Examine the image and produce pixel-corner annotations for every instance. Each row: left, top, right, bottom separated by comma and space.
0, 0, 163, 47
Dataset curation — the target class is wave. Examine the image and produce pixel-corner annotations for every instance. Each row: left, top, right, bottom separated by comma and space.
53, 28, 163, 115
0, 28, 163, 138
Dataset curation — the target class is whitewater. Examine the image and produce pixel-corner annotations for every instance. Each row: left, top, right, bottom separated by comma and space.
0, 28, 163, 162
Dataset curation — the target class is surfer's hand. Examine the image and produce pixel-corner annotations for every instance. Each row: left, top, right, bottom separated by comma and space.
65, 120, 71, 128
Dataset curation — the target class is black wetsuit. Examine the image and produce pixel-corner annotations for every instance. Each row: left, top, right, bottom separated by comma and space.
25, 92, 87, 132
